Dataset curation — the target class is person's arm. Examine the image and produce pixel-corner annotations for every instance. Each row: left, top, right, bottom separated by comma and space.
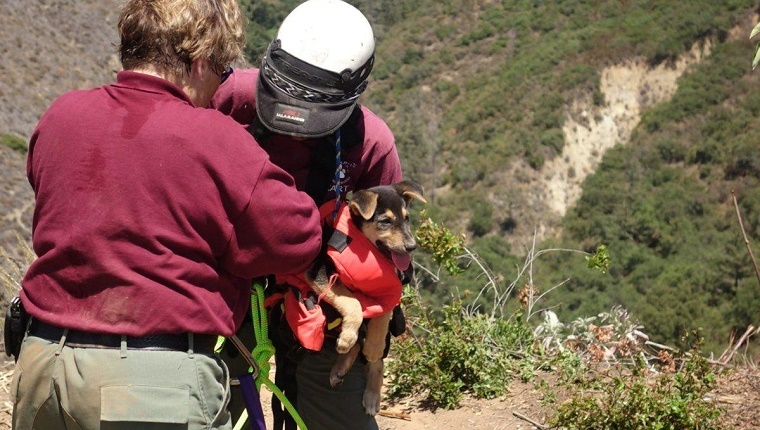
221, 160, 322, 279
209, 68, 260, 127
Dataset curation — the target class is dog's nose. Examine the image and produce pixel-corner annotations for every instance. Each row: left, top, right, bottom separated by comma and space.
405, 242, 417, 252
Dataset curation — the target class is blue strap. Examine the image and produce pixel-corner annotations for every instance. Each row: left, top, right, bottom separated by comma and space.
331, 129, 343, 222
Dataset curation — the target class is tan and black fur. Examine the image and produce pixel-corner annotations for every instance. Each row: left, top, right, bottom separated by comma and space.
304, 180, 426, 416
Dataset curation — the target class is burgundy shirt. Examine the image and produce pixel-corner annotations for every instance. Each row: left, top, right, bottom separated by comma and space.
22, 71, 322, 337
210, 68, 403, 199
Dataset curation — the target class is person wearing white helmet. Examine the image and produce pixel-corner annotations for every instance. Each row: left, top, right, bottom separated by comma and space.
211, 1, 405, 429
255, 0, 375, 138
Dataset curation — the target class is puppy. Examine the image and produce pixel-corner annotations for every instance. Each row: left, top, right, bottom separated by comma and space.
304, 180, 426, 415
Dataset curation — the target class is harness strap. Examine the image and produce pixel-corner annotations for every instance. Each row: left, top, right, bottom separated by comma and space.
325, 225, 350, 252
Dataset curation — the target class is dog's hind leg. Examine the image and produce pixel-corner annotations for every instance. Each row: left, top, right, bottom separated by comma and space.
362, 311, 392, 363
330, 342, 361, 387
361, 313, 390, 415
363, 359, 383, 416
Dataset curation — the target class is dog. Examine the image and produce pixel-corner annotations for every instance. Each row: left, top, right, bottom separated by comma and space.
304, 180, 426, 415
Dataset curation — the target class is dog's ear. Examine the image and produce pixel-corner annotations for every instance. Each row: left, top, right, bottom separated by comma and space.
348, 190, 378, 220
393, 181, 427, 205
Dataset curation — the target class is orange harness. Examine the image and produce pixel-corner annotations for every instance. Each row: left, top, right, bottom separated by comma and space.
276, 203, 403, 351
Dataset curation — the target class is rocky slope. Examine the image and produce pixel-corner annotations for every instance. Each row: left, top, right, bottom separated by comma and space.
0, 0, 120, 303
0, 145, 32, 302
0, 0, 121, 140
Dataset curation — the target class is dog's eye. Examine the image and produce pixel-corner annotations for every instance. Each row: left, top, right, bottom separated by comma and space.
377, 218, 393, 229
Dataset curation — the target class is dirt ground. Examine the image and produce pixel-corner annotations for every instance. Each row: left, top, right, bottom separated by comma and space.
0, 358, 13, 429
0, 352, 758, 430
376, 365, 760, 430
374, 387, 550, 430
256, 370, 553, 430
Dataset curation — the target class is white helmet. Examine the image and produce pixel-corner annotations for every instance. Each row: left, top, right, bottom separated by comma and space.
256, 0, 376, 138
277, 0, 375, 75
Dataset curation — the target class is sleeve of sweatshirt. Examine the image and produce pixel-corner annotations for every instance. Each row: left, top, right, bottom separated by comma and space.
221, 159, 322, 279
209, 68, 260, 127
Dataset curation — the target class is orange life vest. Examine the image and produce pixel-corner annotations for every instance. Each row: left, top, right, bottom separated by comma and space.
276, 202, 403, 351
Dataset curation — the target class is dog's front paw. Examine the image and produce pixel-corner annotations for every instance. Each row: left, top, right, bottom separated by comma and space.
363, 389, 381, 416
336, 330, 358, 354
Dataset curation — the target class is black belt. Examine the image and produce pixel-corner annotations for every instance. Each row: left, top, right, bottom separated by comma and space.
28, 320, 218, 353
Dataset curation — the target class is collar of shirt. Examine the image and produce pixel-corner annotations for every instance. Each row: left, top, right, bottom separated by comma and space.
114, 70, 195, 106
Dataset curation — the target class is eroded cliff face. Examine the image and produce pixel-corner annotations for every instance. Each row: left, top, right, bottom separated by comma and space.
540, 41, 712, 219
534, 14, 760, 234
487, 35, 725, 253
496, 45, 710, 251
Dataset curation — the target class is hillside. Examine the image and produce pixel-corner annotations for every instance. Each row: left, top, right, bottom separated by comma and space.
0, 0, 120, 139
348, 0, 760, 354
1, 0, 760, 384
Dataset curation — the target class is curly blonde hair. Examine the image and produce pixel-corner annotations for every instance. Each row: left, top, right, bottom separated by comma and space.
119, 0, 245, 75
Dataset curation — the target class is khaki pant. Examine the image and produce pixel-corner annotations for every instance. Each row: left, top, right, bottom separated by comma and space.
11, 335, 232, 430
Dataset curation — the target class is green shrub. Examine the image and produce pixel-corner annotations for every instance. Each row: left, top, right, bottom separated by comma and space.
550, 332, 726, 430
386, 297, 533, 409
468, 201, 493, 237
434, 80, 460, 104
415, 211, 466, 276
459, 24, 495, 46
401, 48, 424, 64
1, 134, 27, 153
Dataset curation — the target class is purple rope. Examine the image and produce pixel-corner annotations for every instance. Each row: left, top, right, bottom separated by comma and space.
239, 372, 267, 430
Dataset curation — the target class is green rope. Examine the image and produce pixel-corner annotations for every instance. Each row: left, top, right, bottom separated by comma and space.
248, 282, 275, 391
233, 279, 308, 430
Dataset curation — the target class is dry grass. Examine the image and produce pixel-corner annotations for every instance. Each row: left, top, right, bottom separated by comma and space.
0, 236, 30, 428
0, 359, 13, 429
711, 363, 760, 430
0, 234, 33, 334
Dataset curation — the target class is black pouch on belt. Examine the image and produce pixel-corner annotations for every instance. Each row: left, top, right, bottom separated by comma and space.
4, 296, 29, 362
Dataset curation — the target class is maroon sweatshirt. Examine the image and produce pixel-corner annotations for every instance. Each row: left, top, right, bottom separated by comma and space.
210, 68, 403, 200
21, 71, 322, 337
